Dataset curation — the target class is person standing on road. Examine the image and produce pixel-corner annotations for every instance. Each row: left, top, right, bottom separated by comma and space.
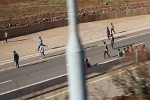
111, 23, 115, 34
3, 31, 8, 43
106, 27, 110, 40
110, 34, 115, 49
103, 41, 110, 59
13, 51, 19, 69
38, 37, 43, 50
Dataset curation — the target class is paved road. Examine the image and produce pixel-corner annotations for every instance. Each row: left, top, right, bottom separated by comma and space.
0, 29, 150, 94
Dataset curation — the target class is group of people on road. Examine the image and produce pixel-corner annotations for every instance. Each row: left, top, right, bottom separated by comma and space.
4, 22, 146, 69
103, 23, 147, 61
103, 23, 116, 59
84, 23, 116, 68
3, 23, 117, 69
106, 23, 116, 40
117, 44, 147, 58
13, 36, 48, 69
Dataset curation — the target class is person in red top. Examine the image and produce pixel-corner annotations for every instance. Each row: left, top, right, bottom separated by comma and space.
139, 44, 145, 52
128, 45, 133, 53
126, 46, 130, 53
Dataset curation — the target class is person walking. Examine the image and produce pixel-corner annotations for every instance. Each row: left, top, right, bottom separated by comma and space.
110, 34, 115, 49
39, 44, 46, 59
3, 31, 8, 43
106, 27, 110, 40
13, 51, 19, 69
111, 23, 115, 34
103, 41, 110, 58
38, 37, 43, 50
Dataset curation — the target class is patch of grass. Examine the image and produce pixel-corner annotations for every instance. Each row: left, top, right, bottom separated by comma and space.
0, 0, 149, 20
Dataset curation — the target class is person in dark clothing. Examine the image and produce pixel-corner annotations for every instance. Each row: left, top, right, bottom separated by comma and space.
110, 34, 115, 49
84, 58, 91, 69
103, 41, 110, 58
106, 27, 110, 40
13, 51, 19, 69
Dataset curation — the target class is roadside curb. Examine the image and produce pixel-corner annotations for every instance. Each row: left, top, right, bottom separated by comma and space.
0, 26, 150, 66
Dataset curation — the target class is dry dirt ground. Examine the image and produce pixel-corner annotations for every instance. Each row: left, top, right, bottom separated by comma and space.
0, 0, 146, 20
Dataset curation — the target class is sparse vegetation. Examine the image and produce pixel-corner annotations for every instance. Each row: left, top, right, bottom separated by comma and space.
111, 48, 150, 100
0, 0, 149, 20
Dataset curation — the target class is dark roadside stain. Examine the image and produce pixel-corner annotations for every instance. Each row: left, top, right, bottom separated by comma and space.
118, 31, 126, 33
8, 38, 29, 43
21, 53, 65, 68
84, 45, 97, 49
21, 60, 47, 68
46, 53, 65, 58
51, 45, 65, 49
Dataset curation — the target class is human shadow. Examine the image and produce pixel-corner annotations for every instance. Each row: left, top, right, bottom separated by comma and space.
8, 38, 29, 43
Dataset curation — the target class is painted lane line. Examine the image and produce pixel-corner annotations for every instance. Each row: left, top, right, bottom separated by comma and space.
0, 54, 66, 72
0, 32, 149, 71
87, 65, 138, 85
0, 80, 12, 85
20, 54, 65, 67
96, 32, 149, 47
1, 29, 150, 66
0, 58, 118, 95
0, 31, 148, 72
0, 47, 66, 66
7, 67, 15, 70
0, 74, 67, 95
100, 58, 118, 64
0, 68, 5, 72
42, 90, 68, 100
43, 64, 140, 100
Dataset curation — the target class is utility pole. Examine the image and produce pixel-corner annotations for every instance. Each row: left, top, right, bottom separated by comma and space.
66, 0, 87, 100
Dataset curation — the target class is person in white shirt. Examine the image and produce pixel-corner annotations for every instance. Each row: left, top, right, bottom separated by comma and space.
39, 44, 46, 58
3, 32, 8, 43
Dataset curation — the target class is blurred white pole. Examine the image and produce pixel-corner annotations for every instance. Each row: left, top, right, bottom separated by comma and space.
66, 0, 87, 100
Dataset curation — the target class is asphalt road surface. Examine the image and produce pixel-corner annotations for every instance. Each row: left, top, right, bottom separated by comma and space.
0, 29, 150, 93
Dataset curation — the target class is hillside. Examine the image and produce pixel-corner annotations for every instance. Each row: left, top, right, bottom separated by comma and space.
0, 0, 147, 20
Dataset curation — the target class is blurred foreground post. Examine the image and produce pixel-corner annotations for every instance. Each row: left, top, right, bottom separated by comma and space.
66, 0, 87, 100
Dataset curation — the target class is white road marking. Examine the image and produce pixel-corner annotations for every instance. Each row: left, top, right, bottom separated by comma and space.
0, 30, 149, 66
0, 31, 149, 72
0, 69, 5, 72
42, 90, 68, 100
0, 74, 67, 95
0, 80, 12, 85
0, 54, 65, 72
0, 47, 66, 66
43, 64, 141, 100
0, 58, 118, 97
7, 67, 15, 70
